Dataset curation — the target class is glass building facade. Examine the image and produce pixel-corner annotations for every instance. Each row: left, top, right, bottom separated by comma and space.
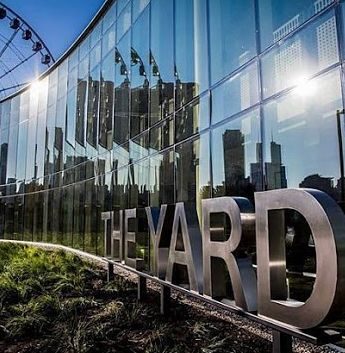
0, 0, 345, 304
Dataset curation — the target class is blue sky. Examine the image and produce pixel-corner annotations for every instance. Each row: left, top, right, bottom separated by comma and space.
3, 0, 105, 59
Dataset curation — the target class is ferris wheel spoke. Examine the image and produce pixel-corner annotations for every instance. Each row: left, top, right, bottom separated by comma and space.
0, 51, 36, 80
0, 81, 27, 94
0, 28, 18, 60
0, 60, 17, 88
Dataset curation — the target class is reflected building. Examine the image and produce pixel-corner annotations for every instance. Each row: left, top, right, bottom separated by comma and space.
222, 129, 254, 198
99, 80, 114, 149
299, 174, 336, 197
317, 16, 338, 68
250, 142, 263, 192
0, 0, 343, 270
265, 140, 287, 190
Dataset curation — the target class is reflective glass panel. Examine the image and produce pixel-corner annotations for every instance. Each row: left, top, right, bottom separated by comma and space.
209, 0, 256, 85
114, 31, 130, 144
263, 68, 343, 202
175, 94, 209, 143
133, 0, 149, 23
131, 7, 149, 137
149, 117, 174, 152
150, 0, 174, 125
102, 25, 116, 58
212, 62, 259, 125
175, 133, 210, 219
66, 87, 77, 145
149, 148, 175, 206
103, 1, 116, 33
261, 9, 339, 99
99, 51, 115, 150
117, 2, 131, 41
258, 0, 335, 51
212, 108, 262, 203
175, 0, 208, 108
130, 131, 148, 161
86, 66, 100, 148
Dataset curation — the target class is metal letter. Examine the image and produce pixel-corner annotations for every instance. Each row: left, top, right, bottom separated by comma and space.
111, 210, 123, 261
124, 208, 144, 270
101, 211, 113, 257
165, 203, 203, 293
202, 197, 257, 312
255, 188, 345, 329
145, 205, 175, 278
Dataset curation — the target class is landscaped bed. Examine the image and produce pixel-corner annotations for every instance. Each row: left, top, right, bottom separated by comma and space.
0, 243, 336, 353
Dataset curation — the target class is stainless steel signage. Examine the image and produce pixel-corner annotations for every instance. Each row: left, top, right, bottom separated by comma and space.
101, 188, 345, 331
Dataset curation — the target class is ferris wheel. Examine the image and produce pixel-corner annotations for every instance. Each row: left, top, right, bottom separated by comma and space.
0, 1, 55, 100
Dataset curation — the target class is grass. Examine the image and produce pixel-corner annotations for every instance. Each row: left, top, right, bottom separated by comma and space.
0, 243, 271, 353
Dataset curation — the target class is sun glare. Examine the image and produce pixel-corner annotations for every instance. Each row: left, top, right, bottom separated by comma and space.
293, 76, 317, 97
30, 79, 45, 99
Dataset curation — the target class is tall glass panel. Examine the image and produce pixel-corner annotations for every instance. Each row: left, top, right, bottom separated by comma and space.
0, 101, 10, 185
131, 7, 149, 137
258, 0, 335, 51
86, 65, 100, 149
66, 87, 77, 145
130, 131, 148, 162
149, 148, 175, 207
112, 166, 129, 212
209, 0, 256, 85
175, 133, 210, 219
212, 108, 262, 203
150, 0, 174, 125
175, 95, 209, 143
91, 22, 102, 49
129, 158, 149, 208
6, 97, 20, 184
261, 9, 339, 99
45, 70, 58, 179
133, 0, 149, 23
117, 1, 131, 41
62, 185, 74, 247
102, 24, 116, 59
263, 68, 343, 202
114, 31, 131, 145
113, 143, 129, 169
90, 42, 102, 71
25, 84, 40, 182
103, 1, 116, 34
16, 92, 29, 186
149, 117, 174, 152
54, 63, 68, 181
175, 0, 208, 109
36, 78, 48, 180
99, 51, 115, 150
76, 76, 88, 147
73, 182, 85, 250
212, 62, 259, 125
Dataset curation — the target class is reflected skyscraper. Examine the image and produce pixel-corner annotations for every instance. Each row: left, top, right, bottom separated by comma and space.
250, 142, 263, 191
265, 140, 287, 190
222, 129, 255, 198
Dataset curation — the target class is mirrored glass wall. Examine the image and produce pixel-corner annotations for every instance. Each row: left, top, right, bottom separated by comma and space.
0, 0, 344, 284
